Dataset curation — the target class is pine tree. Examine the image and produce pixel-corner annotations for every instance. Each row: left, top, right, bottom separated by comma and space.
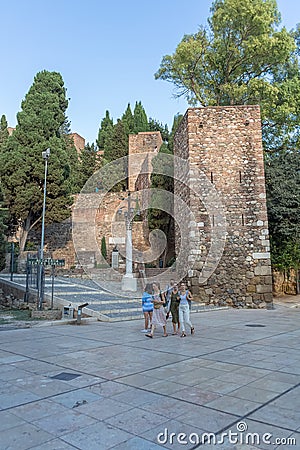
122, 103, 135, 135
97, 110, 114, 151
0, 115, 9, 150
133, 101, 149, 133
0, 70, 77, 251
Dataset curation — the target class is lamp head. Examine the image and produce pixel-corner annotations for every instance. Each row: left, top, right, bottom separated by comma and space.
42, 148, 50, 159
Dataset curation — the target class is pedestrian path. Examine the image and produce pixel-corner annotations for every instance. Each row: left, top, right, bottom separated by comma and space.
0, 274, 228, 322
0, 304, 299, 449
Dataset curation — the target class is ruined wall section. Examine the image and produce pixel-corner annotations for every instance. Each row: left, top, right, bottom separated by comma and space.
174, 106, 272, 307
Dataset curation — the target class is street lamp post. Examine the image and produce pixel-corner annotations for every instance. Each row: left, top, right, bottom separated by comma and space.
38, 148, 50, 310
121, 191, 137, 292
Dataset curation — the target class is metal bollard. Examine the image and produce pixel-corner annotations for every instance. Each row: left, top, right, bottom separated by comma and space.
77, 303, 89, 325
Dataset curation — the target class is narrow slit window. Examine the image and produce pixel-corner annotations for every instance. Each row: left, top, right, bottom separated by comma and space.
242, 214, 245, 226
210, 172, 214, 183
239, 171, 242, 183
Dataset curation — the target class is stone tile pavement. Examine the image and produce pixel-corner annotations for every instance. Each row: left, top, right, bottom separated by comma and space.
0, 300, 299, 449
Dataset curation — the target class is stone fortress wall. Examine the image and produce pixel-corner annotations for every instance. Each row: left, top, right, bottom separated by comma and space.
174, 106, 273, 307
22, 109, 274, 305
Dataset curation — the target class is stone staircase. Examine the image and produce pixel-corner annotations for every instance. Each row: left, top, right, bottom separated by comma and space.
0, 273, 228, 323
87, 298, 229, 322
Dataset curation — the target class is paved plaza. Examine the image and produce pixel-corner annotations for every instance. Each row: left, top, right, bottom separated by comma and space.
0, 298, 299, 449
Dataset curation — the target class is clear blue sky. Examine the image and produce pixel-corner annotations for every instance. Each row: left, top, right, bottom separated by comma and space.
1, 0, 299, 144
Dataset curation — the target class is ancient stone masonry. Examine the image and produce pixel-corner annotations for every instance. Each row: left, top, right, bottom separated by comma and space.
174, 106, 273, 307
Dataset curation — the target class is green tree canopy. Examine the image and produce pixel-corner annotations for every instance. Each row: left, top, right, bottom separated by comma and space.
122, 103, 135, 135
97, 110, 114, 151
0, 115, 9, 149
133, 101, 149, 133
265, 149, 300, 271
155, 0, 300, 274
155, 0, 294, 110
0, 70, 78, 251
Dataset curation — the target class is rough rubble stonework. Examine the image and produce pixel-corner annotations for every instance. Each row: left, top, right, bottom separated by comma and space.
174, 106, 273, 307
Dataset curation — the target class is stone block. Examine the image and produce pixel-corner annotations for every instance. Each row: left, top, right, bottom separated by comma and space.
264, 276, 273, 285
191, 277, 198, 286
246, 271, 254, 279
247, 284, 256, 293
254, 266, 272, 276
256, 285, 273, 294
31, 310, 62, 320
252, 252, 271, 260
263, 293, 274, 303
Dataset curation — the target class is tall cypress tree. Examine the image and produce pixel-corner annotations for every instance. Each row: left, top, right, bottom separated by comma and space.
122, 103, 134, 135
133, 101, 149, 133
0, 115, 9, 150
0, 70, 77, 251
97, 110, 114, 152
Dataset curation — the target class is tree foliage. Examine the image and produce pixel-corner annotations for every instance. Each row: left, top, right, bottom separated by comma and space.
97, 110, 114, 151
155, 0, 300, 274
155, 0, 294, 109
0, 115, 9, 149
101, 236, 107, 260
122, 104, 135, 135
148, 118, 169, 143
133, 101, 149, 133
0, 70, 78, 251
265, 149, 300, 270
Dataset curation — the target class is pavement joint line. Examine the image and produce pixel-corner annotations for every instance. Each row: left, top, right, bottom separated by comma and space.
196, 380, 300, 449
1, 342, 299, 446
109, 376, 300, 450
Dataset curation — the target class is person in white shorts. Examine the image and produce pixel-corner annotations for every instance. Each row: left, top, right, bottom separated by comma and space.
178, 282, 194, 337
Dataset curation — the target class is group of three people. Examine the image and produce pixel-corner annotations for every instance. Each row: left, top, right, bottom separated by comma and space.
141, 280, 195, 338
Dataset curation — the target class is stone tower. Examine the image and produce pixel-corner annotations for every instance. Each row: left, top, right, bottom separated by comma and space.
174, 106, 273, 307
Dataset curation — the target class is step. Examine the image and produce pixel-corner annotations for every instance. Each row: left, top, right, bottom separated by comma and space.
87, 302, 229, 322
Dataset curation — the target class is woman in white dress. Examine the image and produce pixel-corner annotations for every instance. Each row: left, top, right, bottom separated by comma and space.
146, 282, 168, 338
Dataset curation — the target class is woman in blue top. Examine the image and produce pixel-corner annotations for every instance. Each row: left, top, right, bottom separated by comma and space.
178, 282, 194, 337
141, 283, 154, 333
